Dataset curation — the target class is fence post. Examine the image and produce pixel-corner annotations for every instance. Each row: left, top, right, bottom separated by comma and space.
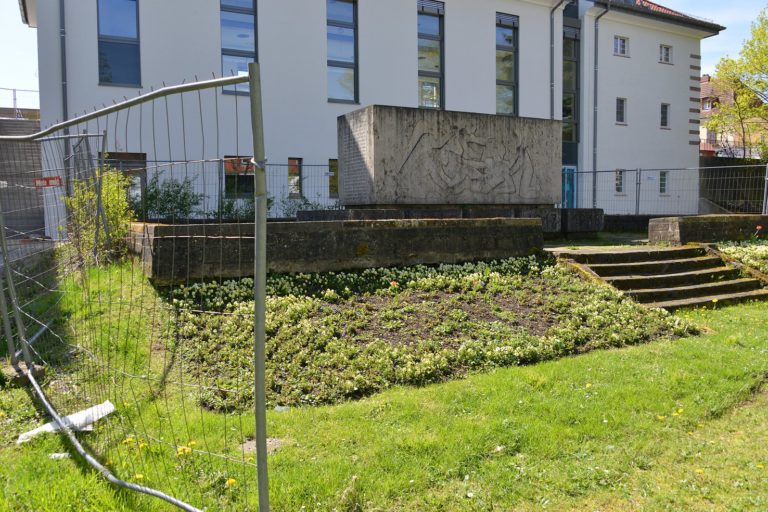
0, 268, 18, 367
0, 195, 33, 370
249, 61, 270, 512
763, 164, 768, 216
635, 168, 642, 216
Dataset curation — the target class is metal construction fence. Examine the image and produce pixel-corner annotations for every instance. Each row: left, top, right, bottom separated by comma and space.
0, 72, 271, 511
562, 164, 768, 216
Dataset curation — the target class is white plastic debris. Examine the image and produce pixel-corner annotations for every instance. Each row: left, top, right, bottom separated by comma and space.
48, 453, 71, 460
17, 400, 115, 444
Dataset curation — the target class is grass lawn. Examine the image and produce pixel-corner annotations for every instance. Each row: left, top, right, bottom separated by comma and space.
1, 260, 767, 510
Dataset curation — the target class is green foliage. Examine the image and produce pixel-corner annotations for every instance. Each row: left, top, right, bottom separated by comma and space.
277, 196, 341, 218
719, 239, 768, 274
63, 169, 134, 265
171, 260, 694, 411
132, 175, 204, 221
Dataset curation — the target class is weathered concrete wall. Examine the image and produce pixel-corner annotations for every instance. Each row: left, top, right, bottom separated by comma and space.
649, 215, 768, 245
130, 218, 544, 285
339, 105, 562, 207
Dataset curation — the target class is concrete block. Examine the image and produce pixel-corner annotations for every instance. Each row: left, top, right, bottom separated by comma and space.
649, 215, 768, 245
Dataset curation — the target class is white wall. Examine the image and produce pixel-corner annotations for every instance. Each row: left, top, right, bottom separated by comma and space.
577, 6, 708, 214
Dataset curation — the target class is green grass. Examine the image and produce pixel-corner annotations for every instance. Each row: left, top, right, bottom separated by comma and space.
1, 259, 768, 510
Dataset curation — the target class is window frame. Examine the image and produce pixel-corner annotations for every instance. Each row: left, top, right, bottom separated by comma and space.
660, 103, 670, 129
659, 44, 673, 64
496, 13, 519, 116
223, 156, 255, 200
418, 2, 445, 110
221, 0, 258, 95
615, 169, 625, 194
327, 0, 359, 104
613, 35, 629, 57
97, 0, 141, 87
288, 157, 303, 199
659, 171, 668, 195
702, 98, 712, 111
562, 27, 579, 142
616, 97, 627, 125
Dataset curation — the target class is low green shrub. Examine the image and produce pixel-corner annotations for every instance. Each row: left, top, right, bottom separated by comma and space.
719, 239, 768, 274
170, 259, 694, 411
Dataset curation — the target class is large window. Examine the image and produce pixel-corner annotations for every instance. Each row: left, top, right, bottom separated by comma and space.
224, 156, 255, 199
98, 0, 140, 86
496, 13, 519, 116
288, 158, 303, 198
615, 170, 625, 194
659, 44, 673, 64
613, 35, 629, 57
221, 0, 256, 93
659, 171, 668, 194
418, 0, 444, 110
327, 0, 358, 103
562, 27, 579, 142
660, 103, 670, 128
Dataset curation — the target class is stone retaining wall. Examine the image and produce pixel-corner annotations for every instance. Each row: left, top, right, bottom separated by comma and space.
649, 215, 768, 245
129, 218, 544, 285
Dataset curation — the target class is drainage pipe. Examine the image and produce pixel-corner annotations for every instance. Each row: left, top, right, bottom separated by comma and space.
550, 0, 569, 120
592, 2, 610, 208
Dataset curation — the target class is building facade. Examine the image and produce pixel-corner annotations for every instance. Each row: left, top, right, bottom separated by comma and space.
20, 0, 722, 218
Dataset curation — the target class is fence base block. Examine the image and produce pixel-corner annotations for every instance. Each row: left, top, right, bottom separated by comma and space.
649, 215, 768, 245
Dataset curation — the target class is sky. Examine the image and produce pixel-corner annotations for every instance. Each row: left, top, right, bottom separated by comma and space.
0, 0, 765, 110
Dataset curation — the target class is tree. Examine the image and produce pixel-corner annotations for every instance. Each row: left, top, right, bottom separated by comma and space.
707, 9, 768, 160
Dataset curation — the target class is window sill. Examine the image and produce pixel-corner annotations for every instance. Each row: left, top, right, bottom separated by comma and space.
615, 122, 628, 126
328, 98, 360, 105
660, 194, 671, 197
660, 127, 671, 130
614, 193, 627, 197
99, 81, 142, 88
613, 53, 630, 58
658, 61, 674, 65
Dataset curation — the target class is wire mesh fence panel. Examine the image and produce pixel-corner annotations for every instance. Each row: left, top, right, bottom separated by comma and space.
566, 165, 768, 216
0, 75, 270, 511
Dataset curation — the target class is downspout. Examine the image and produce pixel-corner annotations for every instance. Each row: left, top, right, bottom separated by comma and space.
550, 0, 569, 120
59, 0, 71, 194
592, 2, 609, 208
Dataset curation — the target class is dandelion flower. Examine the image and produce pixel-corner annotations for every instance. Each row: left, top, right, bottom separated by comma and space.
586, 383, 593, 389
657, 415, 666, 421
176, 446, 193, 456
134, 474, 144, 480
695, 468, 704, 474
758, 464, 765, 469
226, 478, 237, 488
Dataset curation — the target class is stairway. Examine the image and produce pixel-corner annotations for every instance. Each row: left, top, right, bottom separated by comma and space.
552, 246, 768, 310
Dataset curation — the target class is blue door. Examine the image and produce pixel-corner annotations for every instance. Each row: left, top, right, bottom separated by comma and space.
562, 166, 577, 208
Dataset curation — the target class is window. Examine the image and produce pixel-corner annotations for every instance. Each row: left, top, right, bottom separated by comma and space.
418, 0, 444, 110
327, 0, 358, 103
659, 171, 668, 194
615, 170, 625, 193
562, 27, 579, 142
329, 159, 339, 198
98, 0, 140, 86
660, 103, 670, 128
288, 158, 303, 198
224, 156, 254, 199
613, 36, 629, 56
496, 13, 519, 116
659, 44, 672, 64
703, 98, 712, 111
616, 97, 627, 124
100, 151, 146, 203
221, 0, 256, 93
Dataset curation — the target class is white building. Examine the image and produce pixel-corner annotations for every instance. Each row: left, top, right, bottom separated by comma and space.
19, 0, 723, 219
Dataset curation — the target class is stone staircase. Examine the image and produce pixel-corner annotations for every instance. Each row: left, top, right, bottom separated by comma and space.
552, 246, 768, 310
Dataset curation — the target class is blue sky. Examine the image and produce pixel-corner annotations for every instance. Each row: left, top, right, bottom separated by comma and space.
0, 0, 764, 109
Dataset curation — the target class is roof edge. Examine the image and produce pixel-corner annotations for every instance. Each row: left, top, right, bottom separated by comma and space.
594, 0, 725, 35
18, 0, 28, 25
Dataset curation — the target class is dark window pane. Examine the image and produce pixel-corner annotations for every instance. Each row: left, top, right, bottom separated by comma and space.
419, 76, 441, 109
222, 54, 252, 92
496, 50, 515, 82
496, 26, 515, 47
562, 122, 575, 142
327, 26, 355, 63
328, 66, 355, 101
418, 14, 440, 36
418, 38, 441, 73
563, 38, 577, 59
496, 84, 515, 115
221, 11, 255, 52
225, 174, 255, 199
221, 0, 253, 9
328, 0, 354, 24
563, 94, 575, 121
563, 60, 577, 91
98, 0, 137, 38
99, 41, 140, 85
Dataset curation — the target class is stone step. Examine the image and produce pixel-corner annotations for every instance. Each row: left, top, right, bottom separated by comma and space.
625, 278, 763, 303
555, 246, 706, 265
589, 256, 723, 277
648, 289, 768, 311
605, 267, 742, 290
